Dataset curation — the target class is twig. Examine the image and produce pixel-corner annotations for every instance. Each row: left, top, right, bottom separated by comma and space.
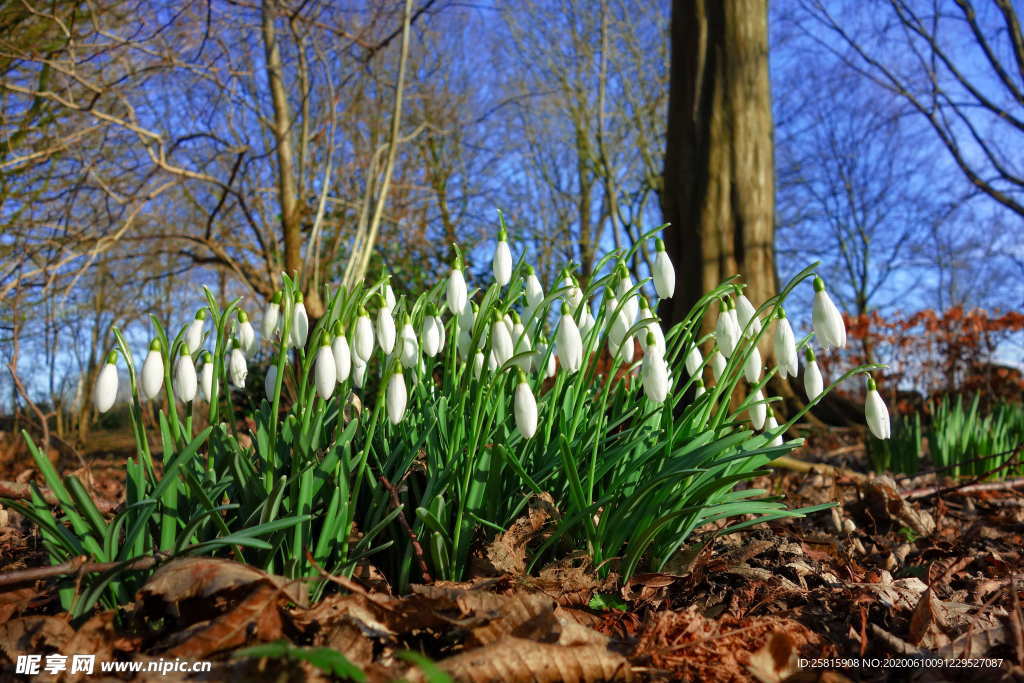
0, 480, 118, 514
769, 455, 868, 482
0, 554, 163, 588
378, 474, 433, 583
903, 477, 1024, 501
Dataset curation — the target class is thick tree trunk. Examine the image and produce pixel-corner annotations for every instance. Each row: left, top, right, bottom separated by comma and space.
659, 0, 776, 331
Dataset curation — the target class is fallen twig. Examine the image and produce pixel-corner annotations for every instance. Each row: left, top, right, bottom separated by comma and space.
902, 477, 1024, 501
769, 455, 867, 482
0, 554, 163, 588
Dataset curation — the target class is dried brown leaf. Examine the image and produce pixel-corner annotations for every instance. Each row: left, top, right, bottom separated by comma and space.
483, 493, 558, 576
139, 557, 307, 607
0, 616, 73, 661
747, 630, 799, 683
862, 478, 935, 536
165, 583, 284, 658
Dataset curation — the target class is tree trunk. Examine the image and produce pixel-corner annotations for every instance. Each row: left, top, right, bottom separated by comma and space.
659, 0, 776, 330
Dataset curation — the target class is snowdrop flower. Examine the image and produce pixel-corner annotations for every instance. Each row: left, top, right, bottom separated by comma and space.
535, 338, 557, 379
447, 259, 468, 316
383, 279, 397, 312
421, 308, 443, 358
173, 348, 198, 403
473, 351, 485, 379
865, 376, 891, 439
331, 322, 351, 383
710, 349, 727, 381
811, 276, 846, 349
457, 301, 476, 360
714, 299, 740, 358
641, 333, 671, 403
386, 370, 408, 425
185, 309, 206, 354
524, 265, 544, 319
684, 344, 703, 377
229, 341, 248, 389
399, 316, 418, 369
490, 311, 514, 368
561, 270, 583, 311
263, 291, 282, 339
314, 341, 336, 400
652, 238, 675, 299
773, 308, 798, 379
606, 294, 629, 347
578, 304, 596, 341
735, 290, 761, 338
291, 292, 309, 349
353, 308, 374, 362
615, 267, 639, 327
694, 378, 706, 399
237, 310, 256, 356
803, 347, 823, 401
93, 351, 118, 414
200, 352, 214, 402
376, 297, 396, 355
765, 409, 783, 447
493, 227, 512, 287
514, 370, 538, 439
744, 345, 762, 383
748, 389, 766, 430
141, 339, 164, 400
556, 302, 583, 373
510, 312, 532, 371
264, 364, 277, 402
352, 356, 367, 388
637, 299, 665, 357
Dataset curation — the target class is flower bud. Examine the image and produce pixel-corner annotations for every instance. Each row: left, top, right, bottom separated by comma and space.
352, 356, 367, 388
200, 351, 214, 402
744, 345, 762, 384
684, 345, 703, 377
641, 336, 671, 403
865, 377, 891, 439
237, 310, 256, 356
376, 299, 396, 355
803, 347, 823, 401
447, 266, 467, 316
524, 265, 544, 317
263, 291, 282, 339
354, 308, 374, 362
715, 299, 740, 358
556, 303, 583, 373
493, 229, 512, 287
652, 238, 675, 299
710, 350, 726, 381
735, 292, 761, 338
400, 317, 418, 368
93, 351, 118, 414
491, 312, 514, 368
694, 378, 706, 399
141, 339, 164, 400
315, 342, 336, 400
748, 389, 766, 430
514, 370, 538, 439
331, 323, 351, 383
185, 309, 206, 354
765, 409, 783, 447
291, 292, 309, 348
229, 342, 247, 389
386, 371, 408, 425
173, 349, 198, 403
265, 364, 278, 401
811, 277, 846, 349
473, 351, 485, 379
773, 308, 798, 379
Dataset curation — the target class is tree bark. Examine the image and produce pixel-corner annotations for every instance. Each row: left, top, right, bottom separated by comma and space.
659, 0, 776, 330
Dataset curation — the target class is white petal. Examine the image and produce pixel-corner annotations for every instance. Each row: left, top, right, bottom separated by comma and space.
812, 290, 846, 350
653, 251, 675, 299
491, 320, 513, 367
748, 389, 766, 430
291, 303, 309, 348
711, 350, 726, 381
354, 315, 374, 362
736, 295, 761, 338
377, 308, 396, 355
400, 323, 419, 368
201, 362, 214, 402
642, 352, 670, 403
315, 346, 336, 400
684, 345, 703, 377
804, 360, 823, 401
514, 382, 538, 438
447, 269, 468, 316
526, 274, 544, 309
93, 363, 118, 414
866, 389, 891, 439
141, 350, 164, 400
262, 302, 280, 339
186, 319, 204, 354
744, 346, 762, 383
556, 314, 583, 373
239, 322, 256, 355
229, 348, 248, 389
352, 358, 367, 388
332, 336, 351, 382
773, 318, 798, 379
387, 373, 408, 425
173, 355, 198, 402
265, 364, 278, 401
493, 241, 512, 286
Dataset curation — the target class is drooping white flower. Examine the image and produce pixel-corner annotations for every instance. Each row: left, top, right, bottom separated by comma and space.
765, 409, 783, 447
331, 324, 351, 383
684, 345, 703, 377
578, 304, 596, 341
710, 349, 726, 381
141, 340, 164, 400
748, 389, 766, 430
490, 312, 514, 368
237, 310, 256, 356
488, 350, 498, 372
93, 351, 118, 414
803, 348, 823, 401
376, 299, 396, 355
606, 294, 629, 347
229, 343, 248, 389
637, 298, 665, 357
641, 333, 671, 403
535, 339, 557, 379
556, 302, 583, 373
200, 352, 213, 402
386, 370, 407, 425
811, 276, 846, 349
473, 351, 485, 379
173, 349, 198, 403
865, 376, 891, 439
510, 312, 531, 371
493, 229, 512, 287
715, 299, 740, 358
735, 292, 761, 339
561, 271, 583, 311
615, 267, 639, 328
457, 301, 476, 360
421, 311, 443, 358
314, 342, 336, 400
514, 371, 538, 439
352, 356, 367, 388
384, 281, 397, 312
773, 308, 798, 379
353, 308, 374, 362
265, 364, 278, 402
291, 293, 309, 348
185, 309, 206, 354
652, 238, 675, 299
399, 317, 418, 369
447, 263, 468, 316
524, 265, 544, 318
744, 345, 762, 383
262, 291, 282, 339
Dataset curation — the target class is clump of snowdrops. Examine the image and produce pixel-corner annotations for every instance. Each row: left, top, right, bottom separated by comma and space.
9, 219, 887, 615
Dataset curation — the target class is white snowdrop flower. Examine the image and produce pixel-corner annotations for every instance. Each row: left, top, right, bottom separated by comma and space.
503, 312, 515, 338
473, 351, 485, 379
447, 262, 468, 316
773, 308, 798, 379
185, 310, 207, 354
291, 293, 309, 349
748, 389, 766, 430
561, 271, 583, 311
264, 364, 278, 402
262, 292, 282, 339
607, 294, 629, 346
619, 335, 635, 363
229, 343, 248, 389
637, 299, 665, 357
811, 276, 847, 349
421, 309, 443, 358
514, 370, 538, 439
684, 345, 703, 377
803, 347, 823, 401
237, 310, 256, 356
556, 302, 583, 373
352, 356, 367, 388
865, 376, 891, 440
457, 302, 476, 360
715, 299, 740, 358
511, 313, 532, 371
173, 349, 198, 403
744, 345, 762, 383
735, 292, 761, 339
384, 281, 397, 312
314, 342, 336, 400
93, 351, 118, 414
399, 316, 418, 369
331, 323, 351, 383
765, 409, 783, 447
386, 370, 408, 425
641, 333, 671, 403
694, 378, 706, 399
141, 340, 164, 400
615, 267, 639, 328
491, 312, 514, 368
524, 265, 544, 315
353, 308, 374, 362
710, 349, 727, 381
488, 350, 498, 372
578, 304, 596, 341
436, 313, 446, 353
535, 339, 557, 379
652, 238, 675, 299
493, 228, 512, 287
376, 298, 396, 355
200, 352, 214, 402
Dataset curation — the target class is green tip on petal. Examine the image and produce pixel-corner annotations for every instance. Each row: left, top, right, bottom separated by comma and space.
294, 291, 303, 303
180, 346, 191, 356
516, 368, 528, 384
195, 309, 207, 320
237, 309, 248, 323
403, 314, 412, 325
271, 290, 283, 304
813, 276, 825, 292
332, 320, 344, 336
804, 347, 816, 361
655, 238, 666, 252
202, 351, 213, 362
149, 339, 162, 352
525, 264, 534, 275
105, 350, 118, 365
359, 306, 368, 317
867, 376, 877, 391
511, 311, 521, 323
777, 306, 787, 320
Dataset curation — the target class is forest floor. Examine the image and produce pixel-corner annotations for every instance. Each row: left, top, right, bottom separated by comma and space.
0, 426, 1022, 682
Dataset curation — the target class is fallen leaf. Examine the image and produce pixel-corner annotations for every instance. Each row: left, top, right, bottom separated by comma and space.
483, 492, 558, 576
747, 630, 799, 683
164, 583, 284, 658
0, 616, 74, 661
139, 557, 307, 607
